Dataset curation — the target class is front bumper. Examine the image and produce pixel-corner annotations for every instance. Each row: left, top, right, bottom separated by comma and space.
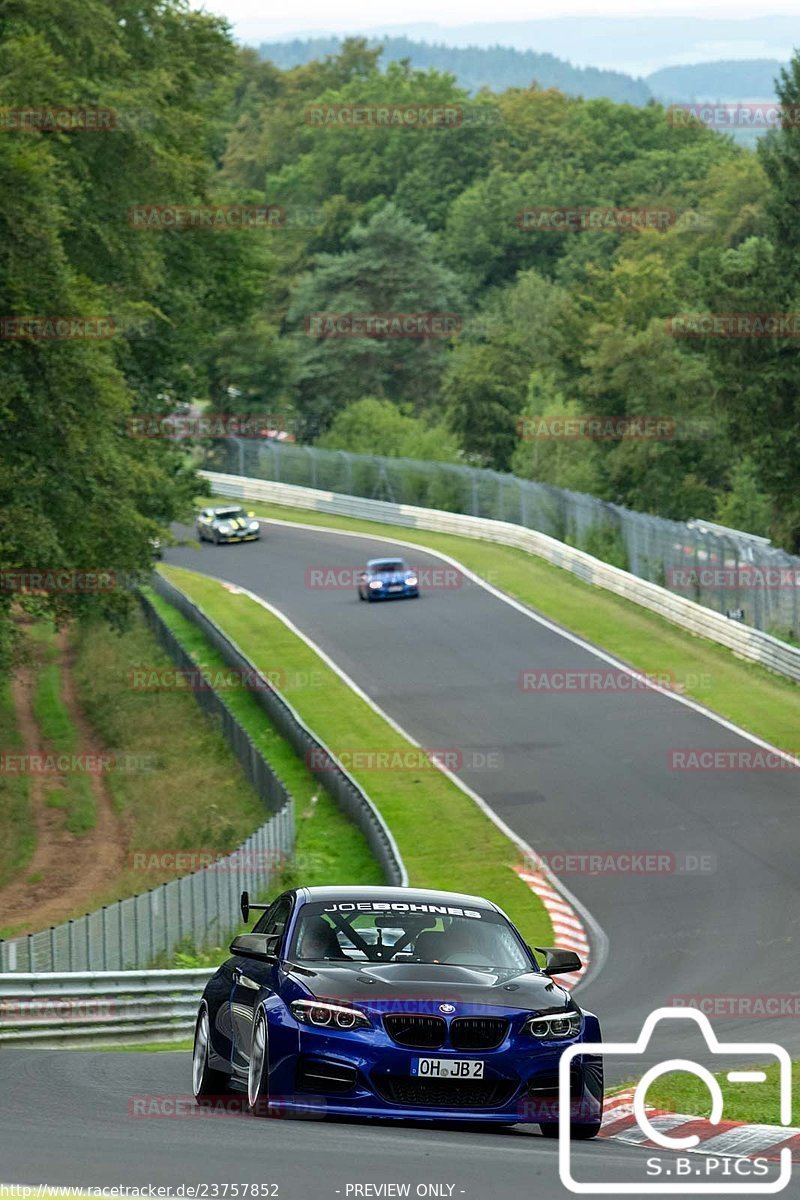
218, 530, 260, 542
265, 1015, 602, 1124
366, 584, 418, 600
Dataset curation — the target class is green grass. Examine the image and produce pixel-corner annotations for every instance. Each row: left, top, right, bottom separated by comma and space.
159, 565, 554, 951
644, 1059, 800, 1126
29, 624, 95, 836
206, 497, 800, 752
145, 589, 384, 906
0, 678, 34, 889
67, 611, 289, 912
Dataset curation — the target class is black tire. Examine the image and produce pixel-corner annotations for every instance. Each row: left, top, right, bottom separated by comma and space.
539, 1122, 601, 1140
247, 1007, 270, 1117
358, 589, 366, 601
192, 1005, 230, 1100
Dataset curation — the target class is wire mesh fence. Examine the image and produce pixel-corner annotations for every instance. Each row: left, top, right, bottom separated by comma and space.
210, 437, 800, 641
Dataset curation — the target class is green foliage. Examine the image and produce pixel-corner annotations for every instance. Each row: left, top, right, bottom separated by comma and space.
318, 398, 461, 460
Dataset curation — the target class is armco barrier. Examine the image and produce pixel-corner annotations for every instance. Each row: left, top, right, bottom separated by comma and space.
149, 572, 408, 886
0, 969, 214, 1047
199, 470, 800, 685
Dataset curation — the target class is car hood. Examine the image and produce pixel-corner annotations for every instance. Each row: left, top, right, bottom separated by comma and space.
286, 961, 572, 1012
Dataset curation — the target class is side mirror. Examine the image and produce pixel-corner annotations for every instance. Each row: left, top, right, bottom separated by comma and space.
240, 889, 269, 924
247, 511, 255, 517
534, 946, 582, 976
230, 933, 278, 963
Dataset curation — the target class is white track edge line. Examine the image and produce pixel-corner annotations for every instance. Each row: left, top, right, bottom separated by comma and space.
201, 570, 609, 995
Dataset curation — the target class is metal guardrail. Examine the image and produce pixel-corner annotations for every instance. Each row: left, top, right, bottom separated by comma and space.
211, 438, 800, 642
0, 595, 296, 973
150, 573, 408, 886
200, 470, 800, 685
0, 969, 214, 1047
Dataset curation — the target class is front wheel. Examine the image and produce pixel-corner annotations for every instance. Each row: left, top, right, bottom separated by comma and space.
192, 1005, 229, 1100
247, 1008, 270, 1117
539, 1122, 601, 1140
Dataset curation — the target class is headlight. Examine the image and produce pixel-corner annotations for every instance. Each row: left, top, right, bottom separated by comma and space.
249, 522, 259, 530
368, 579, 382, 589
291, 999, 371, 1031
523, 1011, 581, 1040
406, 575, 418, 586
217, 524, 230, 534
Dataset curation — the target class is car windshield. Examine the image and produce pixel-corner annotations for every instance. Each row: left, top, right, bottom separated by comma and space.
289, 900, 531, 970
215, 508, 244, 520
371, 560, 406, 574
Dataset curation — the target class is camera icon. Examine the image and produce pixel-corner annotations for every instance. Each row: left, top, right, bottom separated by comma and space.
558, 1006, 793, 1194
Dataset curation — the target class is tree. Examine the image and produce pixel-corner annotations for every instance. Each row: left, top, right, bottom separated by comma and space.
317, 398, 461, 459
286, 204, 465, 434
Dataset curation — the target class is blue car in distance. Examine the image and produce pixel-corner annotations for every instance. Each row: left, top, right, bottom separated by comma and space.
357, 557, 419, 601
191, 885, 603, 1135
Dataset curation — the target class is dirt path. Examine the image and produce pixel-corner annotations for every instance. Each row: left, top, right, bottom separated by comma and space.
0, 627, 126, 935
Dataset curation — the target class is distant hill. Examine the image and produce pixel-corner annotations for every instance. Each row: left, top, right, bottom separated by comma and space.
257, 36, 652, 106
243, 18, 800, 79
646, 59, 786, 102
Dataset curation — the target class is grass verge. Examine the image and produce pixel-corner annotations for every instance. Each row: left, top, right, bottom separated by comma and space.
144, 588, 384, 904
159, 564, 554, 950
31, 627, 96, 836
203, 497, 800, 752
644, 1059, 800, 1126
66, 608, 329, 915
0, 678, 33, 889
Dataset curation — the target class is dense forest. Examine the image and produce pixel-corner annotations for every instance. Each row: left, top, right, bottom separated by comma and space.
3, 0, 800, 669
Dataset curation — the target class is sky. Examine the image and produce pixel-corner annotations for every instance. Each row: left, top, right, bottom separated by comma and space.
207, 0, 800, 41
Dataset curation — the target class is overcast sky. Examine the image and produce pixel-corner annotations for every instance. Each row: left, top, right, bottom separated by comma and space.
208, 1, 800, 40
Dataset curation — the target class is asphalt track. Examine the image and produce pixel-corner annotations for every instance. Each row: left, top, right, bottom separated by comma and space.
4, 518, 798, 1198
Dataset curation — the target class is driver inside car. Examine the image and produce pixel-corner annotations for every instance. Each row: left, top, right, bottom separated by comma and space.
296, 915, 348, 960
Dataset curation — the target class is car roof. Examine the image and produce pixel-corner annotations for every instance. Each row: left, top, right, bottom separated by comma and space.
367, 557, 407, 568
212, 505, 242, 514
296, 885, 498, 912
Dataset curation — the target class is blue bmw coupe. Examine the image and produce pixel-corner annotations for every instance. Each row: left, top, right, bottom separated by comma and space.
191, 886, 603, 1135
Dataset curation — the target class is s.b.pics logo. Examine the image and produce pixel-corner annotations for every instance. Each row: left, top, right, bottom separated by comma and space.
559, 1007, 793, 1194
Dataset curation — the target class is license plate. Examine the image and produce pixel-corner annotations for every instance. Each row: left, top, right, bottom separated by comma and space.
389, 585, 403, 592
412, 1058, 484, 1079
